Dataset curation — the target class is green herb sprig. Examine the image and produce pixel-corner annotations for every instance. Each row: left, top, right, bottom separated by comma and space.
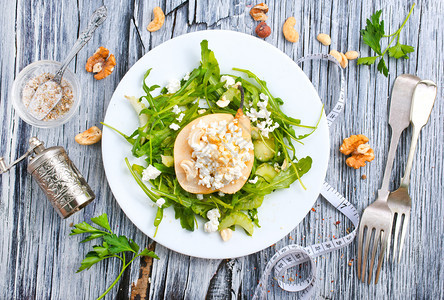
71, 213, 159, 300
357, 4, 415, 76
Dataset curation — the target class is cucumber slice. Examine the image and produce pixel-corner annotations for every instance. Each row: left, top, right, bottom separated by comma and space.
161, 155, 174, 167
253, 138, 275, 162
218, 211, 254, 236
222, 86, 240, 101
251, 127, 260, 140
255, 163, 278, 182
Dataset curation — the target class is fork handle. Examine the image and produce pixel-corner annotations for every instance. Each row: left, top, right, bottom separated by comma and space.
400, 124, 421, 187
378, 128, 403, 200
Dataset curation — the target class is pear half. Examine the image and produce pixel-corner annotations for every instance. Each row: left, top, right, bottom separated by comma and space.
174, 110, 254, 194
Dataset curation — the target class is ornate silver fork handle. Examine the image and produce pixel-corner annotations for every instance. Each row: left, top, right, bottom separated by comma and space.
53, 6, 107, 84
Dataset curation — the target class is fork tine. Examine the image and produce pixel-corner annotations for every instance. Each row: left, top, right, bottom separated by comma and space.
392, 212, 401, 262
367, 229, 381, 284
357, 224, 365, 280
397, 212, 410, 263
361, 227, 373, 282
375, 230, 389, 284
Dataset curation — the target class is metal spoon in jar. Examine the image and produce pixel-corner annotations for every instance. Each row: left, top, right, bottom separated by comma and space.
27, 6, 107, 120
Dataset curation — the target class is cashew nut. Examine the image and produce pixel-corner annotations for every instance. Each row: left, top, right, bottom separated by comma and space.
180, 159, 198, 181
316, 33, 331, 46
147, 7, 165, 32
329, 50, 343, 64
345, 51, 359, 60
220, 228, 233, 242
283, 17, 299, 43
339, 52, 348, 68
75, 126, 102, 145
188, 128, 205, 148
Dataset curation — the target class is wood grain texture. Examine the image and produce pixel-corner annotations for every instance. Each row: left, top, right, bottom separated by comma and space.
0, 0, 442, 299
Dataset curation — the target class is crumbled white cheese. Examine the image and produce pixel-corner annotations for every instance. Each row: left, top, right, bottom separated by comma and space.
196, 194, 203, 200
166, 79, 181, 94
188, 119, 254, 190
198, 109, 207, 114
248, 176, 259, 184
204, 208, 221, 233
142, 165, 162, 181
169, 123, 180, 131
156, 198, 165, 208
183, 72, 190, 81
172, 105, 181, 114
246, 93, 279, 138
176, 113, 185, 122
259, 93, 269, 101
204, 219, 219, 233
207, 208, 221, 220
218, 192, 225, 197
220, 75, 235, 89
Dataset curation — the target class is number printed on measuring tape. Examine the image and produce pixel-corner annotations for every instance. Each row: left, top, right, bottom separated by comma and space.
253, 54, 359, 300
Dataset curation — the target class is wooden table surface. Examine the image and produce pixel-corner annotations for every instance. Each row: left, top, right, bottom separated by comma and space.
0, 0, 442, 299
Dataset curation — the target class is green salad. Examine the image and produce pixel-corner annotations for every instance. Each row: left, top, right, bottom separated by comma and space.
105, 40, 321, 238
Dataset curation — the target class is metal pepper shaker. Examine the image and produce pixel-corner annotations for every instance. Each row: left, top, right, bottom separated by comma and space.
0, 137, 95, 218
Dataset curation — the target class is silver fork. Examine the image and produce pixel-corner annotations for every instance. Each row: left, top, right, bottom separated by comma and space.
357, 74, 419, 284
387, 80, 437, 262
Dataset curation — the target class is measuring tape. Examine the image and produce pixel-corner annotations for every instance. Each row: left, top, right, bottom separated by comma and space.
253, 54, 360, 299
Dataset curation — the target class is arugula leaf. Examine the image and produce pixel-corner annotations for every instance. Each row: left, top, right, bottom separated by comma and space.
72, 214, 159, 300
358, 4, 415, 76
243, 157, 313, 195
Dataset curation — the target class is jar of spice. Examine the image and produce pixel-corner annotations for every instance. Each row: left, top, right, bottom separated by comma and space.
11, 60, 81, 128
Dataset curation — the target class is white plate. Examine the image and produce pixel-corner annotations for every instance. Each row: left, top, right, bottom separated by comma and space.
102, 30, 329, 259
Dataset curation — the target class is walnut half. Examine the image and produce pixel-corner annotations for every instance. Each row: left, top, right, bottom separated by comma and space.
85, 47, 116, 80
340, 134, 375, 169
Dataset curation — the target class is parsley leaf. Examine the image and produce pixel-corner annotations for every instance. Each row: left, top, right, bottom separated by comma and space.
72, 213, 159, 300
91, 214, 111, 231
357, 56, 378, 66
139, 248, 160, 259
377, 58, 389, 77
360, 10, 385, 55
103, 234, 135, 254
358, 4, 415, 76
388, 42, 415, 59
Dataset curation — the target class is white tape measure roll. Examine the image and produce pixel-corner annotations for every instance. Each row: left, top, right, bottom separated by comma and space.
253, 54, 359, 300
